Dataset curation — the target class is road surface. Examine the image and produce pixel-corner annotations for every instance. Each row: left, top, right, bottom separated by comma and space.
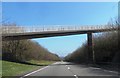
22, 62, 119, 78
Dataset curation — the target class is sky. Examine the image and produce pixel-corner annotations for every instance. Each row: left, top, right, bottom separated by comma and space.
2, 2, 118, 57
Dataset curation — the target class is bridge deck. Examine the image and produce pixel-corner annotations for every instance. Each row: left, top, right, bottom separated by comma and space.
2, 26, 118, 40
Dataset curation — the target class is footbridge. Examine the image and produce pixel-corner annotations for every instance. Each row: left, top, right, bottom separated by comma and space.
1, 25, 118, 63
1, 25, 117, 40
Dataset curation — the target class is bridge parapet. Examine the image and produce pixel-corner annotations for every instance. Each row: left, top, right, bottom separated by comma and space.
1, 25, 117, 34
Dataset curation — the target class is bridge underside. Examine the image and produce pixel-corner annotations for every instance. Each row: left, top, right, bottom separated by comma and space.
2, 28, 116, 41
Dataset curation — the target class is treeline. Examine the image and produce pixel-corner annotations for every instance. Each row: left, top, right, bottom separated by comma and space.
2, 25, 60, 62
65, 20, 120, 64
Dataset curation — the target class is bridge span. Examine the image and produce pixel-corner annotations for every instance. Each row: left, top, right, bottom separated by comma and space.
1, 25, 117, 40
1, 25, 118, 63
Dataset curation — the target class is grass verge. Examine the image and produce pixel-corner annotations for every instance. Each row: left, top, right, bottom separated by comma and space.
27, 60, 55, 66
2, 60, 55, 76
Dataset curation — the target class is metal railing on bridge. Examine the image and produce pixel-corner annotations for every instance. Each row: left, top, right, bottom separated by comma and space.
1, 25, 118, 34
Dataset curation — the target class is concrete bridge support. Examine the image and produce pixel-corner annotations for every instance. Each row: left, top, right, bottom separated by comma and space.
87, 32, 94, 64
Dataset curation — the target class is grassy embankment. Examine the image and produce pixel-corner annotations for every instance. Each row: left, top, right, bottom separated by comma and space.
2, 60, 55, 76
0, 60, 2, 78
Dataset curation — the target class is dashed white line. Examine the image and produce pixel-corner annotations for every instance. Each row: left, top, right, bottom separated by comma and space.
74, 74, 78, 78
68, 67, 70, 69
66, 66, 78, 78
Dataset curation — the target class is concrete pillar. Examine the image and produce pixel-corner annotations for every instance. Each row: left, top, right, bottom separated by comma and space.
87, 32, 93, 63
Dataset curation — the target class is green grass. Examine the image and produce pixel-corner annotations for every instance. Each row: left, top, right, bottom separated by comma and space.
2, 60, 55, 76
0, 60, 2, 78
28, 60, 55, 66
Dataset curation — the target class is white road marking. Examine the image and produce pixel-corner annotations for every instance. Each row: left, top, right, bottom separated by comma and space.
89, 67, 118, 74
21, 62, 58, 78
74, 74, 78, 78
89, 67, 101, 69
68, 67, 70, 69
108, 70, 118, 74
103, 70, 118, 74
21, 66, 49, 78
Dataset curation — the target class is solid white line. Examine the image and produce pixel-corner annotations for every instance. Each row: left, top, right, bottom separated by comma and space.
21, 66, 49, 78
89, 67, 118, 74
21, 62, 58, 78
89, 67, 101, 69
103, 70, 118, 74
108, 71, 118, 73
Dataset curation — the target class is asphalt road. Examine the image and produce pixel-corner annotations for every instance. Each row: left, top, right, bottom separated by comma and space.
22, 62, 119, 78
